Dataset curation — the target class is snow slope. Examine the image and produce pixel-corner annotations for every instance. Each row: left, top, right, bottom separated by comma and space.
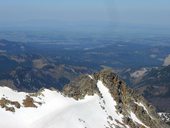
0, 80, 150, 128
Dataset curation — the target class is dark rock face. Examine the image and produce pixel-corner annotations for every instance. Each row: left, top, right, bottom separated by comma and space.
63, 69, 169, 128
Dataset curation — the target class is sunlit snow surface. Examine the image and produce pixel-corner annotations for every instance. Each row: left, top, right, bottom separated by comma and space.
0, 81, 147, 128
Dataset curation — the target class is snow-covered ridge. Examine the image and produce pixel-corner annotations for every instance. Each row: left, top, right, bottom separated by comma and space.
0, 82, 126, 128
0, 76, 167, 128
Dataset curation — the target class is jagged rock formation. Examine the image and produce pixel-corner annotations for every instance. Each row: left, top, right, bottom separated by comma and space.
63, 69, 169, 128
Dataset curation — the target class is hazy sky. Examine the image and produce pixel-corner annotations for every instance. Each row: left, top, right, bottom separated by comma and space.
0, 0, 170, 30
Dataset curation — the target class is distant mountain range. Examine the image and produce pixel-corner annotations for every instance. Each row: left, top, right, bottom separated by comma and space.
0, 39, 170, 120
0, 39, 90, 92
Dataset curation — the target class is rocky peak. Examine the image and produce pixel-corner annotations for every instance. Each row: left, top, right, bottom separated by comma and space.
63, 69, 169, 128
63, 74, 97, 99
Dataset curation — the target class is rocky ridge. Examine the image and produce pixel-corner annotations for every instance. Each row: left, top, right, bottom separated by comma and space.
63, 69, 169, 128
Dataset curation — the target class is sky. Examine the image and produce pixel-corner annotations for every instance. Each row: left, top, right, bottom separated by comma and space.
0, 0, 170, 31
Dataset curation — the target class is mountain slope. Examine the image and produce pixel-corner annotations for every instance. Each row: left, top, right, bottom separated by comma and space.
135, 65, 170, 112
0, 39, 91, 92
0, 70, 168, 128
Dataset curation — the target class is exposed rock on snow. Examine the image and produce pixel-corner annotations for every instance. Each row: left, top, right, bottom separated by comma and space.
0, 70, 169, 128
159, 113, 170, 124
